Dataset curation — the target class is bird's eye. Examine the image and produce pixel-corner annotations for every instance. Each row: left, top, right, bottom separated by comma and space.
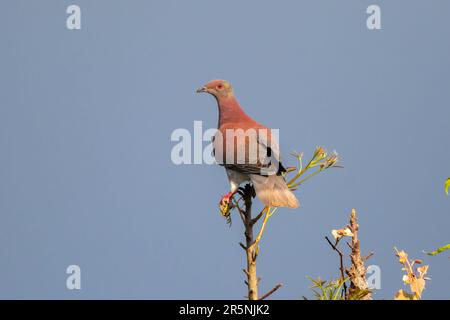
216, 84, 223, 90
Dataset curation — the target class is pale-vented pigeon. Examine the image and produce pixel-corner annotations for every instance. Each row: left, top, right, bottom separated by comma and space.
197, 80, 299, 208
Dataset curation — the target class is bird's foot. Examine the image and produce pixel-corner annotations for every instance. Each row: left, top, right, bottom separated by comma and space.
219, 192, 234, 217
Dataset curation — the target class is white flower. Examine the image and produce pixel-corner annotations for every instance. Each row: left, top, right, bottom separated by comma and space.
331, 227, 354, 240
402, 275, 410, 284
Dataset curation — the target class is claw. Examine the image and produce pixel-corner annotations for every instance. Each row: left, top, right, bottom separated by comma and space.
219, 192, 234, 217
219, 201, 230, 217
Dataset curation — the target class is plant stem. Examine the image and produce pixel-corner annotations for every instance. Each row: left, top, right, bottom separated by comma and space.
325, 236, 348, 299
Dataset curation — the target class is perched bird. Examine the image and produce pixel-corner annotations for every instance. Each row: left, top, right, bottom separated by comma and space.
197, 80, 299, 208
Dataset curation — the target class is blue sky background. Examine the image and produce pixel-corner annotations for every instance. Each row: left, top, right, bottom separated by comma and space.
0, 0, 449, 299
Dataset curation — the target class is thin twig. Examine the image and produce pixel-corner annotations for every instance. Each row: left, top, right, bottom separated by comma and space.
250, 207, 267, 226
259, 283, 283, 300
325, 236, 348, 298
232, 197, 246, 224
363, 252, 374, 262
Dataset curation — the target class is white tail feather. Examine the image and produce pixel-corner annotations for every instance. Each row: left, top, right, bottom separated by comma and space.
250, 174, 299, 208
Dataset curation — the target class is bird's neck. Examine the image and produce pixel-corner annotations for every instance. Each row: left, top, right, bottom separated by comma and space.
216, 95, 252, 127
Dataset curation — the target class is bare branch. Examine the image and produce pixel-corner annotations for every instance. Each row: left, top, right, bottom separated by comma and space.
250, 208, 266, 226
325, 236, 348, 297
242, 184, 259, 300
345, 209, 372, 300
363, 252, 374, 262
259, 283, 283, 300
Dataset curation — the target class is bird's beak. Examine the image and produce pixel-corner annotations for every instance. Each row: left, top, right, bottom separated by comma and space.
196, 86, 207, 93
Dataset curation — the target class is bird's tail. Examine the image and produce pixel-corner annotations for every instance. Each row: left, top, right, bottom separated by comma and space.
250, 174, 299, 208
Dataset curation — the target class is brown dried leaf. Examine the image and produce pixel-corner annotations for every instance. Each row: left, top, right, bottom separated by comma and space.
395, 289, 417, 300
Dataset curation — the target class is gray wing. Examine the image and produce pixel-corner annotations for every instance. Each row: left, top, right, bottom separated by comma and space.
214, 132, 285, 177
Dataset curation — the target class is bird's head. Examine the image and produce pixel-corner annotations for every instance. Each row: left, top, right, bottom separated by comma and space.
196, 79, 234, 99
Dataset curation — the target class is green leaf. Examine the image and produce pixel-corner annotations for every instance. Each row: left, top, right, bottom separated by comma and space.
348, 288, 372, 300
306, 276, 347, 300
426, 243, 450, 256
445, 178, 450, 196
